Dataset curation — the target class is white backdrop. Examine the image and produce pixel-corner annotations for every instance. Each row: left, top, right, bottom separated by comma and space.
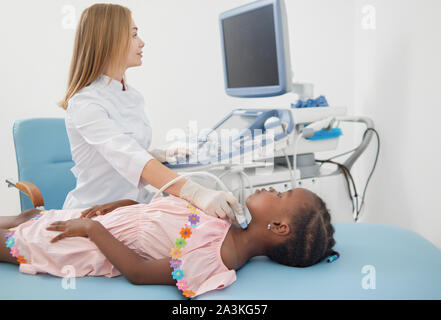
353, 0, 441, 248
1, 1, 439, 248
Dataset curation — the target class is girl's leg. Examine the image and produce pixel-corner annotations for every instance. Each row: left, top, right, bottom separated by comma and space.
0, 229, 19, 265
0, 217, 18, 230
0, 208, 42, 229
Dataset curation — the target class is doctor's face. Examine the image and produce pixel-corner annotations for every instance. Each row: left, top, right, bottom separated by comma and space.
126, 20, 145, 68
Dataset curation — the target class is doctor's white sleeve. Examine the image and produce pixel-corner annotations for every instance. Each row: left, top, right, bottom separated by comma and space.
67, 103, 154, 187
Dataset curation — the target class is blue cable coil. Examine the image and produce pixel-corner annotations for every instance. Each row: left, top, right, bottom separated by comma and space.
305, 128, 342, 141
291, 95, 329, 108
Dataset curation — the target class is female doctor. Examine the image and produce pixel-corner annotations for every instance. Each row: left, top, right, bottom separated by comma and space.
58, 3, 241, 221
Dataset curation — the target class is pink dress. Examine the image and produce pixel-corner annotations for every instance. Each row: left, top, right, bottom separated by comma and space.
4, 196, 237, 298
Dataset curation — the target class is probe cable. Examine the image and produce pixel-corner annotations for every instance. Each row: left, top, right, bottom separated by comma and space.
316, 128, 380, 221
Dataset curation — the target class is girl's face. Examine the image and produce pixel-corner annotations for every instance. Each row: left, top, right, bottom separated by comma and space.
126, 20, 145, 68
245, 187, 315, 222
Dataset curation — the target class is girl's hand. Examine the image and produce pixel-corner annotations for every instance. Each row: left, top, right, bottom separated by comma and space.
80, 199, 138, 219
46, 219, 97, 243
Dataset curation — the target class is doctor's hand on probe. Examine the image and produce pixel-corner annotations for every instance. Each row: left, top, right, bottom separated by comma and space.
141, 159, 242, 222
179, 179, 243, 222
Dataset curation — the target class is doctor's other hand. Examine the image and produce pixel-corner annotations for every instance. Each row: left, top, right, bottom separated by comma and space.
149, 147, 194, 164
80, 199, 139, 219
179, 179, 242, 221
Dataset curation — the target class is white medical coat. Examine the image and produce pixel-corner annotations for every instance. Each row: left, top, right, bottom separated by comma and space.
63, 74, 155, 209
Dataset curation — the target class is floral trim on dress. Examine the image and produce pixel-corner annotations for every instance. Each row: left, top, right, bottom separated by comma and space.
169, 204, 202, 298
4, 210, 47, 265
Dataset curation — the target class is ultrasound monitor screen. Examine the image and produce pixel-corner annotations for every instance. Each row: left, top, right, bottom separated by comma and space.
222, 4, 279, 88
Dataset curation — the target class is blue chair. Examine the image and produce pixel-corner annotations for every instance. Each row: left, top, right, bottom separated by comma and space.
7, 118, 76, 211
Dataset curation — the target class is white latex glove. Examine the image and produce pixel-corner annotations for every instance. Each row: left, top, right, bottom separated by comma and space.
150, 147, 193, 164
179, 179, 243, 221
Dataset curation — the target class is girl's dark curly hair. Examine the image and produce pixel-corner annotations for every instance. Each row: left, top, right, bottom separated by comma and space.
266, 193, 339, 267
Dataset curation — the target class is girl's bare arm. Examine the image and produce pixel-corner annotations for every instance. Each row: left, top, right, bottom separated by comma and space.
46, 219, 176, 285
87, 220, 175, 285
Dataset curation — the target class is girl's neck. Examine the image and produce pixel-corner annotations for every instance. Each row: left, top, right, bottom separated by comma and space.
221, 223, 268, 270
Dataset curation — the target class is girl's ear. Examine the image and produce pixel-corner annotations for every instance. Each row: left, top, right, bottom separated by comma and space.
270, 221, 290, 236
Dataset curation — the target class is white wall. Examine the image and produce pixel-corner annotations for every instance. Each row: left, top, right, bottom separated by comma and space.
0, 0, 355, 213
354, 0, 441, 248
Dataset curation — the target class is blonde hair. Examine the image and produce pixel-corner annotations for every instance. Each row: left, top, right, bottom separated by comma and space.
59, 3, 132, 110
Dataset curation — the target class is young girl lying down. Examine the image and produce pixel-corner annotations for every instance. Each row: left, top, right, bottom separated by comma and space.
0, 187, 339, 298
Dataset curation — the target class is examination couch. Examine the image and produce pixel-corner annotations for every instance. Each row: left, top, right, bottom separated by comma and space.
1, 222, 441, 299
2, 119, 441, 299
